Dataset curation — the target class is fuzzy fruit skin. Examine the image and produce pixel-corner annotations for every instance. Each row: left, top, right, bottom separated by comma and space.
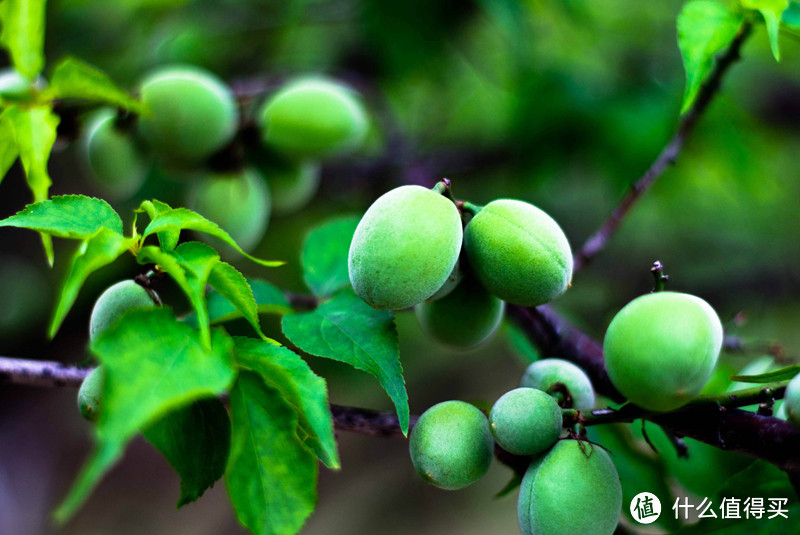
77, 366, 105, 422
603, 291, 723, 412
518, 440, 622, 535
138, 66, 237, 164
89, 281, 158, 341
187, 168, 271, 252
258, 78, 368, 159
415, 276, 505, 350
784, 374, 800, 426
520, 358, 596, 410
464, 199, 572, 307
489, 388, 561, 456
84, 109, 147, 196
349, 185, 463, 310
409, 400, 494, 490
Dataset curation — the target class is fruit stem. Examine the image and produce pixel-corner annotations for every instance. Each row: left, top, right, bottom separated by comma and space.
457, 201, 483, 217
650, 260, 669, 292
432, 178, 458, 203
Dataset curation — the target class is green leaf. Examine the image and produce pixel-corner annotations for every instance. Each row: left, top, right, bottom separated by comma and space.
136, 199, 179, 251
234, 337, 339, 469
301, 216, 359, 298
142, 207, 284, 267
0, 0, 46, 78
49, 228, 133, 338
4, 104, 58, 202
742, 0, 788, 60
207, 278, 292, 323
3, 104, 60, 263
226, 371, 317, 535
0, 195, 123, 238
730, 364, 800, 383
54, 309, 235, 523
282, 290, 409, 435
677, 1, 743, 113
136, 243, 219, 348
0, 110, 19, 183
47, 57, 145, 112
207, 262, 267, 340
143, 397, 231, 508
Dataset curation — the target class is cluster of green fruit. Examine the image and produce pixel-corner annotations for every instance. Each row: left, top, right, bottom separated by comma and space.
348, 184, 573, 349
409, 359, 623, 535
82, 65, 369, 251
77, 280, 160, 421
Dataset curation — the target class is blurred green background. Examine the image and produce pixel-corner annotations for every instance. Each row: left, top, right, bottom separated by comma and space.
1, 0, 799, 533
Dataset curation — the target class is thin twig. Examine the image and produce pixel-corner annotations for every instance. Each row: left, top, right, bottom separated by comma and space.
573, 23, 752, 272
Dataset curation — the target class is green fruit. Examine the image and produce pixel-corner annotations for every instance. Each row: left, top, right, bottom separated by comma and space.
427, 260, 463, 301
258, 78, 368, 159
187, 167, 271, 252
784, 373, 800, 426
520, 358, 596, 410
138, 66, 237, 164
349, 185, 463, 310
89, 280, 158, 341
261, 159, 321, 216
409, 400, 494, 490
464, 199, 572, 306
78, 366, 105, 422
489, 388, 562, 456
83, 109, 147, 196
518, 440, 622, 535
603, 291, 723, 412
415, 276, 505, 349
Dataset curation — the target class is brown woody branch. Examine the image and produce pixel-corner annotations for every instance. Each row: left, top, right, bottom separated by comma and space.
572, 23, 752, 272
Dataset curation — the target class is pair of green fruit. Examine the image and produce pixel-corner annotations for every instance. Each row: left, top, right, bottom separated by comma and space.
348, 185, 573, 348
84, 66, 369, 249
77, 280, 160, 422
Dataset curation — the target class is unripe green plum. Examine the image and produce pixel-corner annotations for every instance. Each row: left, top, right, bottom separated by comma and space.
427, 261, 462, 301
409, 400, 494, 490
187, 167, 270, 252
137, 66, 237, 164
349, 185, 462, 310
83, 109, 147, 197
258, 78, 368, 159
518, 439, 622, 535
489, 388, 561, 456
77, 366, 105, 422
464, 200, 572, 306
520, 358, 596, 410
783, 373, 800, 426
415, 276, 505, 350
603, 291, 723, 412
90, 280, 158, 341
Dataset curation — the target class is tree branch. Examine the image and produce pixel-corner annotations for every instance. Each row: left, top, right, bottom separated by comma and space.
572, 23, 752, 272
